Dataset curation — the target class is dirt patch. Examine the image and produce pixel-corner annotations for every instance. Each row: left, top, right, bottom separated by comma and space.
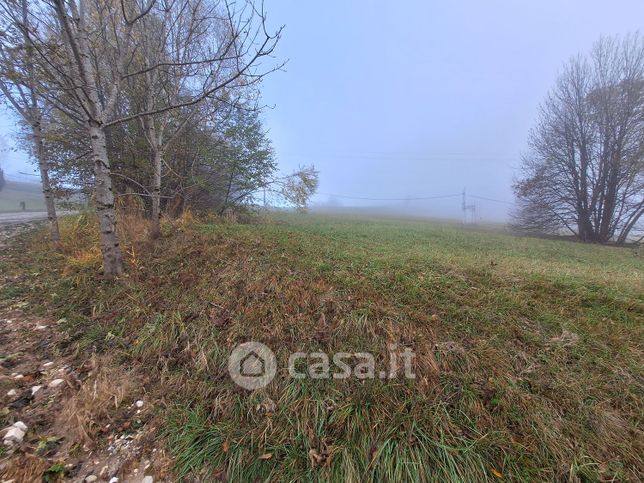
0, 223, 171, 482
0, 308, 171, 482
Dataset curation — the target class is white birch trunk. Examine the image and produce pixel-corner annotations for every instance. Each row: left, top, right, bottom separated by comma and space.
32, 121, 60, 242
150, 148, 162, 238
89, 123, 123, 276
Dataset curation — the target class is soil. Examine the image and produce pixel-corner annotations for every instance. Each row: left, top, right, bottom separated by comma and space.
0, 222, 172, 482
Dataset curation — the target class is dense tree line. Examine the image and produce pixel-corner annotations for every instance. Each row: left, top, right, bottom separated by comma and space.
0, 0, 318, 275
514, 33, 643, 245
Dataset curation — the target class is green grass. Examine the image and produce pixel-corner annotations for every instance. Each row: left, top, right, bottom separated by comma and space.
2, 212, 642, 482
0, 180, 46, 212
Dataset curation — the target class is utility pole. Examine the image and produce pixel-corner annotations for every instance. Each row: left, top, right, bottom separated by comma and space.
462, 188, 466, 224
462, 187, 476, 224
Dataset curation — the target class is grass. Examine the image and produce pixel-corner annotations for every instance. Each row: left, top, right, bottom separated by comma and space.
0, 180, 46, 213
2, 212, 642, 481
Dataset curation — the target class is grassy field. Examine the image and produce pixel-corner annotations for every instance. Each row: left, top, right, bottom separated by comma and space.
0, 180, 46, 213
3, 212, 643, 481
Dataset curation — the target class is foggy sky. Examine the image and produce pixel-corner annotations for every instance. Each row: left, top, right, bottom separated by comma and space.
2, 0, 643, 221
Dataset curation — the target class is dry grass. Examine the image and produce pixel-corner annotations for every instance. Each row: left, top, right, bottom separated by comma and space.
4, 212, 643, 481
0, 453, 50, 482
58, 357, 135, 444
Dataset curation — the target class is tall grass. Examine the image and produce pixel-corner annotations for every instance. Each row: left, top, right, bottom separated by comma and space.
5, 212, 643, 481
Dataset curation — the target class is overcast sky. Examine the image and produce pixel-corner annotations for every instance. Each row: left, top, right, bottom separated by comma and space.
1, 0, 642, 220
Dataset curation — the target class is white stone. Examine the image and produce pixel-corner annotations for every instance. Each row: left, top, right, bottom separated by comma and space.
108, 478, 119, 483
48, 379, 64, 388
31, 386, 42, 395
142, 477, 153, 483
13, 375, 23, 380
84, 476, 98, 482
6, 389, 17, 397
3, 427, 25, 444
135, 400, 144, 408
13, 421, 27, 432
42, 362, 54, 368
35, 325, 47, 330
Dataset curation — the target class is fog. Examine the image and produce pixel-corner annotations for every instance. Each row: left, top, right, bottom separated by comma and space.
259, 0, 643, 222
2, 0, 643, 222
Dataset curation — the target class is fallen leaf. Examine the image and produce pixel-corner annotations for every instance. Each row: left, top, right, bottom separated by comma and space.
223, 440, 229, 453
491, 467, 503, 478
259, 453, 273, 460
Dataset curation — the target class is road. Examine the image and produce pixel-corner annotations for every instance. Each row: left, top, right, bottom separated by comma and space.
0, 212, 74, 243
0, 211, 54, 228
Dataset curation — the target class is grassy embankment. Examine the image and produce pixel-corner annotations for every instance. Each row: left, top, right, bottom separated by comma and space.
2, 212, 642, 481
0, 180, 46, 213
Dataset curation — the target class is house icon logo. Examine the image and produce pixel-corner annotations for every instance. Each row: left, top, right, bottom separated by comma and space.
240, 350, 265, 376
228, 342, 277, 390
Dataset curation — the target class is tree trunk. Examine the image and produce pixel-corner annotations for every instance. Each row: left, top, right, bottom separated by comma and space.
88, 123, 123, 277
32, 121, 60, 243
150, 149, 162, 238
616, 205, 644, 245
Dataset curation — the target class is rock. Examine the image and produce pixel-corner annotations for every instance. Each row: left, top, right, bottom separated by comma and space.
48, 379, 64, 388
6, 389, 17, 397
42, 362, 54, 368
8, 391, 34, 409
13, 421, 27, 432
35, 324, 47, 330
13, 374, 23, 380
84, 476, 98, 482
31, 386, 42, 395
135, 400, 144, 408
142, 477, 153, 483
108, 478, 119, 483
4, 427, 25, 445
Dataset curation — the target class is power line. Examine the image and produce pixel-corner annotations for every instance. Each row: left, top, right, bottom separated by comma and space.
317, 191, 514, 204
317, 192, 462, 201
469, 194, 514, 205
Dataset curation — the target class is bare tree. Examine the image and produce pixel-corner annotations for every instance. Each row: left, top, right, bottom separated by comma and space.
133, 0, 281, 237
514, 33, 644, 244
0, 0, 59, 242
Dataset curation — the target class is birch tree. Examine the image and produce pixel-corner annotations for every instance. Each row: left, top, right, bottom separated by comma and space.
5, 0, 281, 276
133, 0, 280, 237
0, 0, 59, 242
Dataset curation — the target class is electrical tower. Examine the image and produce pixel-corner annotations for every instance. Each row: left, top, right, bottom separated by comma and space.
461, 188, 476, 224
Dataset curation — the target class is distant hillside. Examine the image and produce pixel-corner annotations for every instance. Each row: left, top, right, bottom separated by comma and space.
0, 180, 46, 213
